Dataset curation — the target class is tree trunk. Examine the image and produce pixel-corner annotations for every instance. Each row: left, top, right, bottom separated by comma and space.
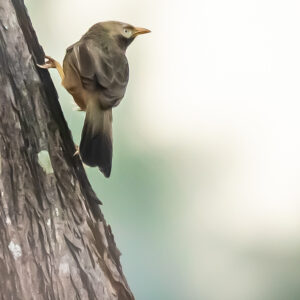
0, 1, 134, 299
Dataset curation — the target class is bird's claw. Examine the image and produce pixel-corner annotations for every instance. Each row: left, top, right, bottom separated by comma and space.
73, 145, 80, 157
37, 55, 57, 69
72, 106, 84, 112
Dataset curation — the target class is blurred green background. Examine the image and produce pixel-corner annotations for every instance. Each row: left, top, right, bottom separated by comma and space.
26, 0, 300, 299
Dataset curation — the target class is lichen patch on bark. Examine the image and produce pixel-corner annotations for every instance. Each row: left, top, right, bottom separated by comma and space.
8, 241, 22, 259
38, 150, 54, 174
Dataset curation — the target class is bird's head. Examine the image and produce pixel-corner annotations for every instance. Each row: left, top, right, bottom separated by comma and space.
101, 21, 151, 50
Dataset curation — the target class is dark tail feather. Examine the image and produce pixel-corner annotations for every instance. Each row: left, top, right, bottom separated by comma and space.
79, 103, 112, 177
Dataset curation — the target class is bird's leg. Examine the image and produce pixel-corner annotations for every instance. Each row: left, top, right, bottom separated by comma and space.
37, 56, 65, 81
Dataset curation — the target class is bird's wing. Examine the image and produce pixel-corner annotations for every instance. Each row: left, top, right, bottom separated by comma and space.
68, 40, 129, 89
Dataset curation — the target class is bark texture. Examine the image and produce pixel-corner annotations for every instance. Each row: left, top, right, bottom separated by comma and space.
0, 1, 134, 299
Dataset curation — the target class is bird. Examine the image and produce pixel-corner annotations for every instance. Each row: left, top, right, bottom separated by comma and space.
38, 21, 150, 178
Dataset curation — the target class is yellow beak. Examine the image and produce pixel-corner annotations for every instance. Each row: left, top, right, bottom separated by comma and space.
133, 27, 151, 37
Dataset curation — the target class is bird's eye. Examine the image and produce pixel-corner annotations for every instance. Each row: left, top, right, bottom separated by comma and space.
123, 28, 132, 37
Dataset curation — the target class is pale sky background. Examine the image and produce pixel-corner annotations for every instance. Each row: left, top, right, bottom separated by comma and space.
26, 0, 300, 299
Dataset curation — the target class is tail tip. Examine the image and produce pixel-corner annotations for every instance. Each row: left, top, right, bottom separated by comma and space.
100, 166, 111, 178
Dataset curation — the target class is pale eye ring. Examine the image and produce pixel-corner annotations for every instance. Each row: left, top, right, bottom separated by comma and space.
123, 28, 131, 36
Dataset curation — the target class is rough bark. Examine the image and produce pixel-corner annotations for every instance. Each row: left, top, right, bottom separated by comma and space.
0, 1, 134, 299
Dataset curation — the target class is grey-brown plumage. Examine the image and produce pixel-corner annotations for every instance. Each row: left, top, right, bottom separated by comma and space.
38, 21, 150, 177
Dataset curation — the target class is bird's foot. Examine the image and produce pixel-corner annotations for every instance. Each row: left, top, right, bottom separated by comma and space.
73, 144, 80, 157
72, 106, 84, 112
37, 55, 58, 69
